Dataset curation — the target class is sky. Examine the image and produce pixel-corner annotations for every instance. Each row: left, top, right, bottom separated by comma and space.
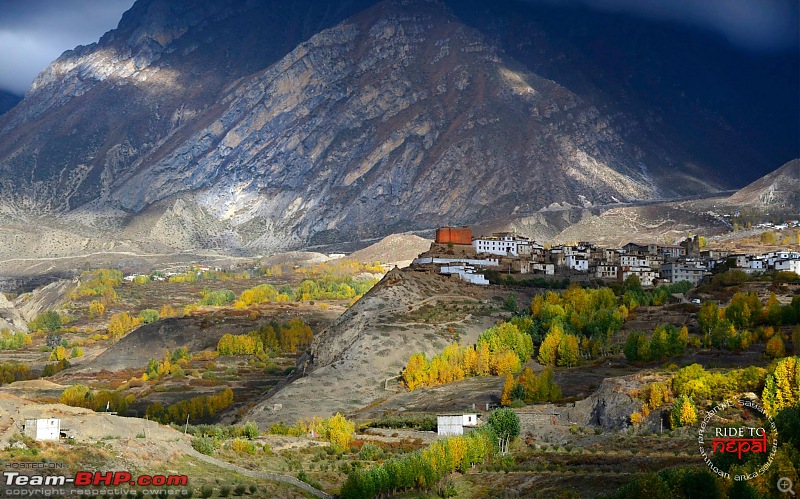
0, 0, 135, 94
0, 0, 797, 95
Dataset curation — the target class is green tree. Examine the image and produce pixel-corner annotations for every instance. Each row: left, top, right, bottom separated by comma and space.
28, 311, 62, 333
503, 293, 518, 312
624, 332, 651, 362
487, 408, 520, 454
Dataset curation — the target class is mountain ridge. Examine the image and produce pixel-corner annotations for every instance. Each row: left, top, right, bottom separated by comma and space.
0, 0, 796, 255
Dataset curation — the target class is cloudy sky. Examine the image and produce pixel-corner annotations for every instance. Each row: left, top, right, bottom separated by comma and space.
0, 0, 135, 94
0, 0, 796, 95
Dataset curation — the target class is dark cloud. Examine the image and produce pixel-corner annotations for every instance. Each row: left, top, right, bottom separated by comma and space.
0, 0, 135, 94
0, 0, 796, 94
530, 0, 798, 52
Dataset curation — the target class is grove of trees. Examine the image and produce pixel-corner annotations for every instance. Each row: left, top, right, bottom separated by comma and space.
401, 321, 534, 391
145, 388, 234, 424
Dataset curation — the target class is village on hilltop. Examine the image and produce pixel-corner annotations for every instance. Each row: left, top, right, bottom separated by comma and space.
412, 226, 800, 287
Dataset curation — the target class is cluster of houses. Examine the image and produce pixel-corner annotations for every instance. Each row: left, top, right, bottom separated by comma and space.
412, 226, 800, 287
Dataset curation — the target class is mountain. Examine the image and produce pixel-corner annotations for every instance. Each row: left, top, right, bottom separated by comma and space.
0, 90, 21, 116
727, 159, 800, 213
0, 0, 796, 255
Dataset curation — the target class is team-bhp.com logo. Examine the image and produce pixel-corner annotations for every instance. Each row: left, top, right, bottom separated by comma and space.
4, 467, 189, 496
698, 398, 778, 481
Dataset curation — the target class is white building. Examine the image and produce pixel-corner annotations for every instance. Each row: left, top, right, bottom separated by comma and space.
620, 254, 648, 267
473, 233, 532, 257
565, 254, 589, 272
23, 419, 60, 441
774, 259, 800, 275
437, 414, 479, 436
439, 265, 490, 285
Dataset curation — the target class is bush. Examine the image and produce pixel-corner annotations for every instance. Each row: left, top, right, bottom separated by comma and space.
231, 439, 255, 455
29, 311, 62, 333
241, 421, 259, 439
191, 437, 216, 455
358, 442, 383, 460
766, 336, 786, 359
199, 485, 213, 498
201, 290, 236, 306
138, 309, 159, 324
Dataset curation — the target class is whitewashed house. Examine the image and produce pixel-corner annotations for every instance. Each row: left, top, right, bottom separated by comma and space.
774, 259, 800, 275
473, 233, 531, 257
23, 419, 60, 441
565, 254, 589, 272
437, 414, 479, 436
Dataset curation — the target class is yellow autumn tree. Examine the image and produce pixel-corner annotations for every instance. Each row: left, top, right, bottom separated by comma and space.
88, 300, 105, 318
538, 322, 564, 366
107, 312, 140, 339
490, 350, 521, 375
500, 373, 514, 406
323, 413, 355, 452
403, 354, 429, 390
159, 305, 176, 318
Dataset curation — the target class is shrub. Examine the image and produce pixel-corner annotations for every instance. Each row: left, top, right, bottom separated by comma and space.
231, 439, 255, 455
358, 442, 383, 461
199, 485, 213, 498
28, 311, 62, 333
191, 437, 216, 455
241, 421, 259, 439
88, 300, 105, 318
200, 290, 236, 306
138, 309, 159, 324
766, 336, 786, 359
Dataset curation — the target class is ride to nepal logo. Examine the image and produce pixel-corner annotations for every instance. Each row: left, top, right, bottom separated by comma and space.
698, 398, 778, 481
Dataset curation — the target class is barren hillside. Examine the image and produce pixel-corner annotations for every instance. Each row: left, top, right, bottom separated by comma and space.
245, 268, 531, 425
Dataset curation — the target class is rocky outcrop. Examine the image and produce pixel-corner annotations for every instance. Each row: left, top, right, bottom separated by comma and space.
0, 293, 28, 332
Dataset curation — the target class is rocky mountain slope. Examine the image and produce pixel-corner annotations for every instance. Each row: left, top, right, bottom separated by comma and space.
0, 0, 796, 255
726, 159, 800, 212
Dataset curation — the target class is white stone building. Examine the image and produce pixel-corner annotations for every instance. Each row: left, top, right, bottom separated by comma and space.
473, 233, 532, 257
774, 259, 800, 275
23, 419, 60, 441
